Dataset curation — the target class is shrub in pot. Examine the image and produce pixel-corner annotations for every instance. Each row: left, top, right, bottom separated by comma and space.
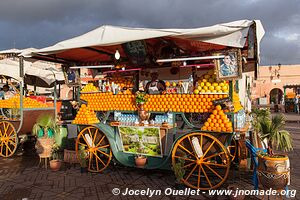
32, 114, 59, 157
50, 143, 62, 171
172, 158, 185, 189
257, 113, 293, 190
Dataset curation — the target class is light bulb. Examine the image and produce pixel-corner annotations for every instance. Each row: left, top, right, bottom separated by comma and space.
183, 61, 187, 66
115, 50, 120, 60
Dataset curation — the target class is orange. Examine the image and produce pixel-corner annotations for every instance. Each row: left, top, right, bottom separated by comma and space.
204, 122, 209, 127
215, 105, 222, 111
207, 118, 212, 123
212, 110, 218, 115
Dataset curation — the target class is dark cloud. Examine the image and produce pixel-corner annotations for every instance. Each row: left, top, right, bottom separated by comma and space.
0, 0, 299, 64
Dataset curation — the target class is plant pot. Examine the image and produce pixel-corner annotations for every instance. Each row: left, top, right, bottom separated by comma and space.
257, 153, 290, 190
227, 184, 245, 200
135, 156, 147, 168
49, 160, 62, 171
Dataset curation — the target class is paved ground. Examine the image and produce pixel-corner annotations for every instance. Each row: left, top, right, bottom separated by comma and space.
0, 120, 299, 200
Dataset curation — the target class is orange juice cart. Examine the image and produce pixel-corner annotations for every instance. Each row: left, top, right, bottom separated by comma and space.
23, 19, 264, 190
0, 60, 64, 157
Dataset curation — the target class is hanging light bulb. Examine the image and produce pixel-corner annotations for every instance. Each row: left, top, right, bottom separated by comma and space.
115, 50, 120, 60
183, 61, 187, 66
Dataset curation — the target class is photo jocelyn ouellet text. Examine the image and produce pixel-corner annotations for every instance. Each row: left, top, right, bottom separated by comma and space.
111, 187, 297, 198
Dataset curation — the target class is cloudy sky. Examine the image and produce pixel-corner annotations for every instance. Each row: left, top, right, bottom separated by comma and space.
0, 0, 299, 65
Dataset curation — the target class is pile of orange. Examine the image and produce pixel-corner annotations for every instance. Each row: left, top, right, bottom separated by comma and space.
81, 83, 98, 93
81, 93, 136, 111
195, 70, 229, 94
0, 95, 48, 108
80, 93, 227, 113
72, 104, 99, 124
232, 92, 243, 113
201, 105, 233, 132
109, 76, 134, 89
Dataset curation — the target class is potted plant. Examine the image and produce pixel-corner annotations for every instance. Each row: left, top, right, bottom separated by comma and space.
135, 154, 147, 168
78, 146, 88, 173
257, 113, 293, 190
172, 158, 185, 189
33, 114, 59, 157
50, 143, 62, 171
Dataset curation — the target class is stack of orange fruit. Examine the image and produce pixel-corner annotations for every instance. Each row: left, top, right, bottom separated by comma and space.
201, 105, 233, 132
80, 93, 228, 113
109, 76, 134, 89
195, 70, 229, 94
81, 83, 99, 93
81, 92, 136, 111
72, 104, 99, 124
0, 95, 48, 108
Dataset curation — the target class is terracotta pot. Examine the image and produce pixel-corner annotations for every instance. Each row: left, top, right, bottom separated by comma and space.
257, 153, 290, 190
50, 160, 62, 171
135, 156, 147, 168
227, 185, 245, 200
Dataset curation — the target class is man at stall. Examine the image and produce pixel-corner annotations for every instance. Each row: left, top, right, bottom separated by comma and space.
144, 71, 166, 94
2, 85, 15, 99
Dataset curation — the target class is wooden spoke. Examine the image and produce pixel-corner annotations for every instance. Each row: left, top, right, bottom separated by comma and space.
202, 162, 228, 168
202, 141, 215, 158
173, 155, 196, 162
78, 142, 88, 147
76, 126, 112, 173
93, 152, 106, 166
200, 165, 213, 188
197, 165, 201, 188
203, 152, 225, 161
184, 164, 198, 182
98, 144, 110, 149
183, 162, 196, 169
95, 135, 105, 147
172, 132, 230, 190
88, 153, 92, 170
4, 142, 13, 153
93, 129, 98, 144
178, 144, 196, 158
203, 163, 224, 180
96, 149, 110, 157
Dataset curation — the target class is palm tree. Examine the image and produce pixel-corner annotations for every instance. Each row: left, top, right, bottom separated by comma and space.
259, 114, 293, 156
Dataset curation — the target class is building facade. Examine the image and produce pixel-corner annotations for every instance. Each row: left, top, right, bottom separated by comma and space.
252, 64, 300, 105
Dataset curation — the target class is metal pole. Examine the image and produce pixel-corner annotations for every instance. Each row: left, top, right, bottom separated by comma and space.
17, 57, 24, 133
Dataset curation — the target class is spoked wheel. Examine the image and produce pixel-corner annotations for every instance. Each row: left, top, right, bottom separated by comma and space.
0, 121, 18, 157
227, 137, 237, 162
172, 132, 230, 190
75, 126, 112, 173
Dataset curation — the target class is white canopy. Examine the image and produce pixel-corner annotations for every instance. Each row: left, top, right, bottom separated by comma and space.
0, 59, 64, 87
23, 19, 264, 58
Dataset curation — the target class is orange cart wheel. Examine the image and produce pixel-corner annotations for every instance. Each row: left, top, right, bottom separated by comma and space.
172, 132, 230, 190
227, 137, 237, 162
0, 121, 18, 158
76, 126, 112, 173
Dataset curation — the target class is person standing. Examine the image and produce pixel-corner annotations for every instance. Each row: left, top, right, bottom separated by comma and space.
294, 94, 299, 114
144, 71, 166, 94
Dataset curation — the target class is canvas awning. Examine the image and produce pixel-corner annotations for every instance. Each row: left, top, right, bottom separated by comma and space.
22, 20, 265, 65
0, 59, 65, 87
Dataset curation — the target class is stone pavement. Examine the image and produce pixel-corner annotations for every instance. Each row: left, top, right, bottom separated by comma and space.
271, 112, 300, 122
0, 122, 299, 200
